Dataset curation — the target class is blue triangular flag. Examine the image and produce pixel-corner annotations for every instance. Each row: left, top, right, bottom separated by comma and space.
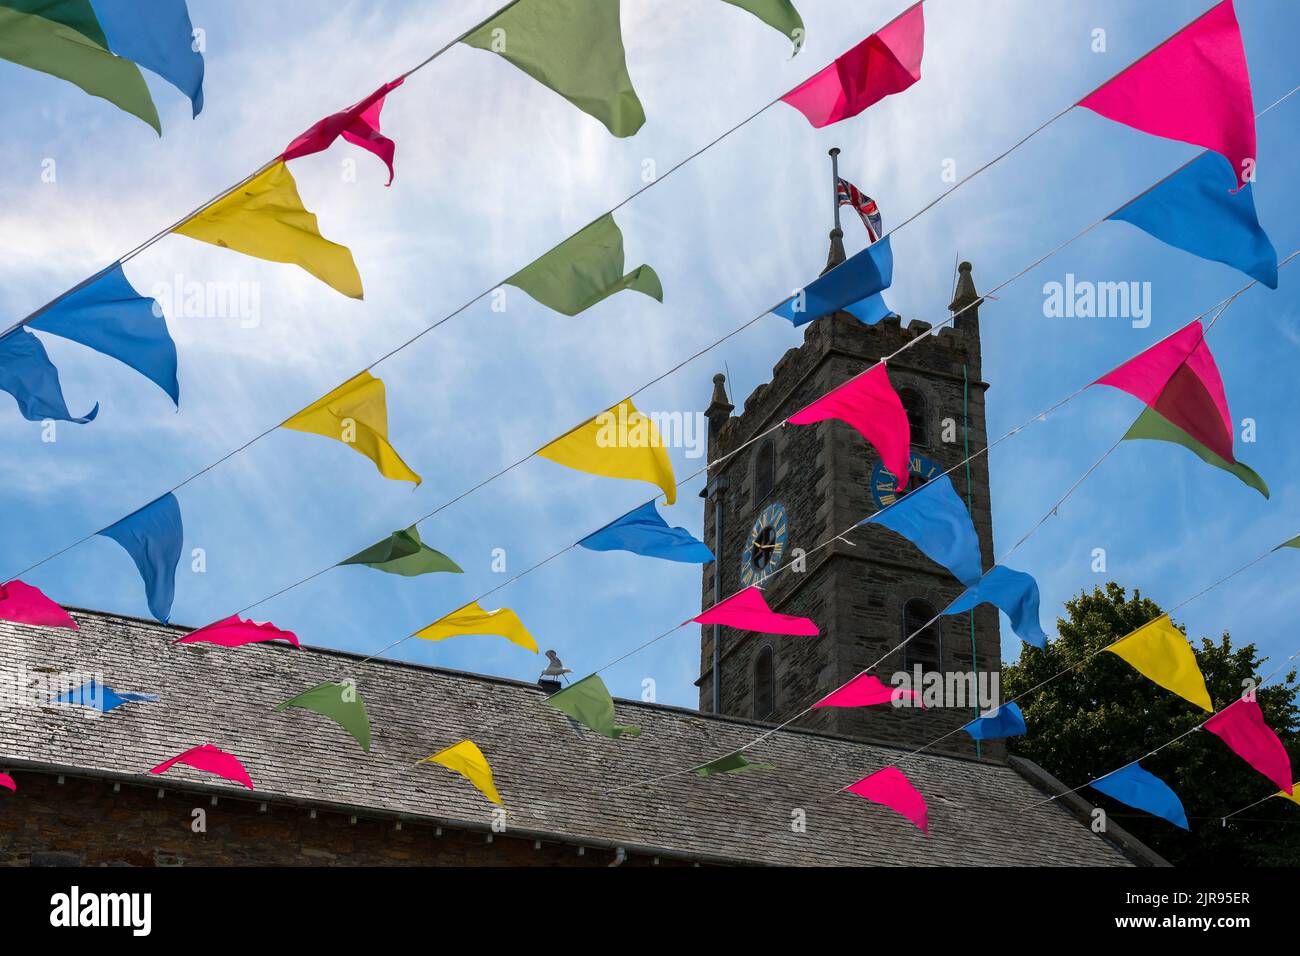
90, 0, 205, 116
1089, 762, 1189, 830
28, 262, 179, 405
578, 500, 713, 564
1109, 151, 1277, 289
0, 327, 98, 423
52, 679, 160, 713
962, 701, 1027, 740
859, 473, 982, 585
773, 235, 894, 327
942, 565, 1047, 648
843, 292, 894, 325
98, 493, 183, 623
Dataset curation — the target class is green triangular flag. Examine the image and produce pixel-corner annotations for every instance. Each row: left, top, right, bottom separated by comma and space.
4, 0, 110, 46
507, 213, 662, 316
694, 751, 775, 776
720, 0, 804, 49
1275, 535, 1300, 551
546, 674, 641, 739
339, 525, 463, 577
462, 0, 645, 138
0, 3, 160, 133
1124, 407, 1268, 499
275, 681, 372, 751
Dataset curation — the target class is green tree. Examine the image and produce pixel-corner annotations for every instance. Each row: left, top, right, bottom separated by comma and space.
1003, 583, 1300, 866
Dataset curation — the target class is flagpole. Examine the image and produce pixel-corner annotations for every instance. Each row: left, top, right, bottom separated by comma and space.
829, 147, 843, 234
824, 148, 846, 274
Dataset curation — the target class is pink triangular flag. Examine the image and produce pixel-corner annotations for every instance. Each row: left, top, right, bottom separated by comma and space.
1094, 320, 1235, 462
174, 615, 300, 649
692, 587, 819, 636
150, 744, 254, 790
813, 673, 923, 709
1078, 0, 1255, 190
787, 363, 911, 492
1204, 697, 1293, 794
846, 766, 929, 834
281, 76, 405, 184
0, 773, 14, 792
0, 580, 77, 629
780, 2, 924, 128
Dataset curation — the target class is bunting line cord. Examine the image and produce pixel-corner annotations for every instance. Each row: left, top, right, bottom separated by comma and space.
1016, 649, 1300, 814
1220, 790, 1290, 823
0, 0, 528, 341
295, 262, 1271, 691
606, 523, 1300, 797
7, 26, 1298, 765
598, 266, 1296, 795
228, 224, 1293, 668
0, 0, 912, 342
8, 216, 1292, 780
9, 8, 1284, 591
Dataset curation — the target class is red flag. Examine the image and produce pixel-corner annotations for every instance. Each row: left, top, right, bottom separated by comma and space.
1078, 1, 1256, 190
813, 674, 922, 709
174, 614, 300, 649
0, 580, 77, 629
780, 2, 924, 128
150, 744, 255, 790
787, 363, 911, 492
846, 767, 929, 834
282, 77, 405, 184
693, 587, 819, 636
1094, 320, 1235, 463
1205, 697, 1293, 794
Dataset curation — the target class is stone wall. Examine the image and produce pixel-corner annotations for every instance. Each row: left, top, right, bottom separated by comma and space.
0, 772, 690, 867
698, 300, 1005, 759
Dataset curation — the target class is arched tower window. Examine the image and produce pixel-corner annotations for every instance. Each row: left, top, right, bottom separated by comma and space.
902, 599, 943, 675
898, 387, 928, 447
754, 438, 776, 501
754, 645, 776, 720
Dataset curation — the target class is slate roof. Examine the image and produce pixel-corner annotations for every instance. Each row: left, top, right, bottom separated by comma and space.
0, 609, 1153, 866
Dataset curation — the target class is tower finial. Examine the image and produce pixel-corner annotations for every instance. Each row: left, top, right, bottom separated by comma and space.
949, 261, 983, 344
706, 372, 734, 435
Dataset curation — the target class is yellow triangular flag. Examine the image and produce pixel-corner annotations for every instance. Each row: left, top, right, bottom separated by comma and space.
1105, 614, 1213, 712
420, 740, 502, 805
537, 398, 676, 504
1274, 786, 1300, 806
282, 371, 421, 485
174, 160, 363, 299
414, 601, 537, 653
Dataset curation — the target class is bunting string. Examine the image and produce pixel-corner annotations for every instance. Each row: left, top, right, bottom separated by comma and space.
608, 524, 1300, 797
159, 114, 1300, 625
210, 235, 1294, 674
260, 272, 1262, 691
0, 0, 527, 341
172, 243, 1278, 800
11, 16, 1292, 597
4, 1, 1294, 832
600, 256, 1296, 795
1017, 648, 1300, 813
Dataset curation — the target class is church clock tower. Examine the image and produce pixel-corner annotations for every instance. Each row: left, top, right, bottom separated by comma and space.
697, 262, 1002, 758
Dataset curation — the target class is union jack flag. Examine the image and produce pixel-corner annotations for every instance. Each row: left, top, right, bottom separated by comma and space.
836, 177, 882, 242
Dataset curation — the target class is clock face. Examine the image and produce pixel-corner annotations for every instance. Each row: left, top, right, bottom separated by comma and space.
740, 501, 789, 588
871, 453, 943, 508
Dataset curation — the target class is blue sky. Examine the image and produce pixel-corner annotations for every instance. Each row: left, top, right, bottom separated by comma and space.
0, 0, 1297, 711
